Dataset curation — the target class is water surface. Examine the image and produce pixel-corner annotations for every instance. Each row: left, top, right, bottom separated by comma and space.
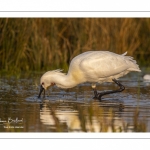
0, 70, 150, 132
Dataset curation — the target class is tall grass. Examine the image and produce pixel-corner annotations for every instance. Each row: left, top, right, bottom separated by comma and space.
0, 18, 150, 73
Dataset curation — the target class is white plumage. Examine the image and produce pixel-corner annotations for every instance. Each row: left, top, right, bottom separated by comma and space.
38, 51, 141, 100
143, 74, 150, 80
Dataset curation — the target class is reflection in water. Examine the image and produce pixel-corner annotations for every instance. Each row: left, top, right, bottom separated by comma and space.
0, 71, 150, 132
40, 101, 81, 131
39, 100, 138, 132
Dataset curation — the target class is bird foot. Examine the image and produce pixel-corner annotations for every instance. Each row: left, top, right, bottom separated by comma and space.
93, 89, 102, 101
92, 79, 125, 101
93, 93, 102, 101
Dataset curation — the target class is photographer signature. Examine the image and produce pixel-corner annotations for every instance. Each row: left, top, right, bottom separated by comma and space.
0, 117, 23, 124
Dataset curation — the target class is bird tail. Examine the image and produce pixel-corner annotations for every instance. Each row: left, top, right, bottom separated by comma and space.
125, 56, 141, 72
122, 51, 141, 72
122, 51, 127, 56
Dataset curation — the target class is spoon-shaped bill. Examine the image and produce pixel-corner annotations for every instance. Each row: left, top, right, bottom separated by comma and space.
38, 85, 45, 98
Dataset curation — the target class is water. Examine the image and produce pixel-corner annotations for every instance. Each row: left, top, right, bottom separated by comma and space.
0, 70, 150, 132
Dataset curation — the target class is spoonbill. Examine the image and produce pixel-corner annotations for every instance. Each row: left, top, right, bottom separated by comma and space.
38, 51, 141, 101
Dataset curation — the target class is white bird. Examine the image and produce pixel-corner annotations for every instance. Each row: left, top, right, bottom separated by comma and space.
38, 51, 141, 100
143, 74, 150, 81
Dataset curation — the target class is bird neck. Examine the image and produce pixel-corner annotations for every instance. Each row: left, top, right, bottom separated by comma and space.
52, 73, 78, 89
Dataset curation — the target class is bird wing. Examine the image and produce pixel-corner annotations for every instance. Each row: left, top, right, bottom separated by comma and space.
79, 51, 129, 81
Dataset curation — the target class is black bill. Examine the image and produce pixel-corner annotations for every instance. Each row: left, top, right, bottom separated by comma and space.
38, 85, 45, 98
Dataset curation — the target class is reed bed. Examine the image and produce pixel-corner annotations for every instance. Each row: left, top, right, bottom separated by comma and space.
0, 18, 150, 74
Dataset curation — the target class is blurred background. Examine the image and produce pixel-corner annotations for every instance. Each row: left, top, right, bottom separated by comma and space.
0, 18, 150, 73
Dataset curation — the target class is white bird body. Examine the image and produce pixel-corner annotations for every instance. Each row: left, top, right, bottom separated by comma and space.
40, 51, 141, 89
143, 74, 150, 80
38, 51, 141, 99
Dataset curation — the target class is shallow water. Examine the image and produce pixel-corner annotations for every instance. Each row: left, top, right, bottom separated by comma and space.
0, 70, 150, 132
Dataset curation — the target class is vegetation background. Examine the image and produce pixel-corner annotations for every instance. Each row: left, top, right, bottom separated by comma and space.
0, 18, 150, 73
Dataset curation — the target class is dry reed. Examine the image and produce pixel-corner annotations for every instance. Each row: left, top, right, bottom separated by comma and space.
0, 18, 150, 73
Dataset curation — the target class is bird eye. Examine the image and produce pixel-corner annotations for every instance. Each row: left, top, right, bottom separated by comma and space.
42, 82, 44, 85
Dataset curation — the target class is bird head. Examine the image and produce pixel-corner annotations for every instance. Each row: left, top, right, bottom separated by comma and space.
38, 71, 56, 98
38, 70, 64, 98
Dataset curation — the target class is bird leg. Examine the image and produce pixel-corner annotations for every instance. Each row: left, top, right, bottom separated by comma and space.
93, 78, 125, 101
